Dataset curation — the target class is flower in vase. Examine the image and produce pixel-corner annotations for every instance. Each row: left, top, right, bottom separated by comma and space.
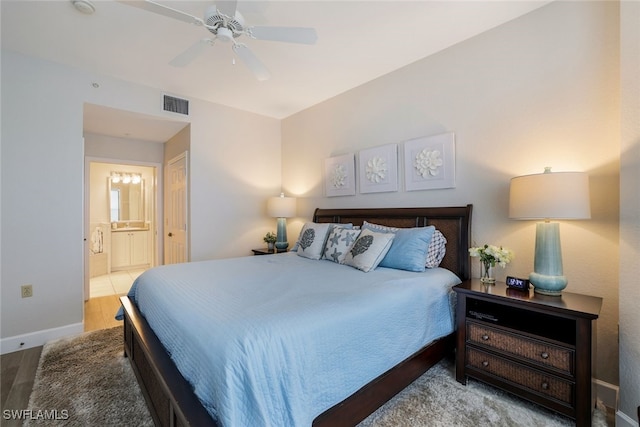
469, 244, 514, 267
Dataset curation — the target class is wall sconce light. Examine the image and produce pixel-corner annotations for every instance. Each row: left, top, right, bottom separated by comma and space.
267, 193, 297, 250
111, 172, 142, 185
509, 167, 591, 295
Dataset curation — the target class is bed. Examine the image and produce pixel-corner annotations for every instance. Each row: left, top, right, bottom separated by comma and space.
119, 205, 472, 427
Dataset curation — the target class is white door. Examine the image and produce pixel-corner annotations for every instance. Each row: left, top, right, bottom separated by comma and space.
165, 152, 189, 265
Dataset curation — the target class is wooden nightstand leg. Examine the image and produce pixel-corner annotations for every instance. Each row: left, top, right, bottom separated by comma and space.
575, 317, 593, 427
455, 294, 467, 384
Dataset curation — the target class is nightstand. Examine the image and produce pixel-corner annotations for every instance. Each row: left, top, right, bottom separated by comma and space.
453, 279, 602, 426
251, 248, 287, 255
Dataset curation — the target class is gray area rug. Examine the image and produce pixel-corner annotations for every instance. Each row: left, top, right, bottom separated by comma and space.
24, 327, 152, 426
25, 326, 607, 426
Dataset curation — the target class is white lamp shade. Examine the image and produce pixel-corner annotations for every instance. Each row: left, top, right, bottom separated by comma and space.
509, 171, 591, 220
267, 194, 297, 218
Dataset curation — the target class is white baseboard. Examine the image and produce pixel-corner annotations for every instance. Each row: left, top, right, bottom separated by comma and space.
595, 378, 619, 410
616, 409, 639, 427
0, 323, 84, 355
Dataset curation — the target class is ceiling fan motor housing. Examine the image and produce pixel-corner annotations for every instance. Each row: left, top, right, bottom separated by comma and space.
204, 5, 245, 40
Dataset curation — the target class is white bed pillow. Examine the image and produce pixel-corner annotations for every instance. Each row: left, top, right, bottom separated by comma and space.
343, 229, 394, 272
323, 227, 361, 263
295, 223, 332, 260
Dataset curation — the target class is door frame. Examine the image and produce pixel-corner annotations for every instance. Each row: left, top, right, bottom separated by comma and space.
83, 156, 162, 301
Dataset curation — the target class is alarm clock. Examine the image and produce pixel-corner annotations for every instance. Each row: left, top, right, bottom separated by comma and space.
506, 275, 530, 290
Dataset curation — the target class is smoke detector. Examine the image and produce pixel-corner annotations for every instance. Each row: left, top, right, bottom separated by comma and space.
71, 0, 95, 15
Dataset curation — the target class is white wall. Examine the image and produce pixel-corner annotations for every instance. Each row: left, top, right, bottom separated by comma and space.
0, 50, 281, 352
618, 0, 640, 425
282, 1, 620, 387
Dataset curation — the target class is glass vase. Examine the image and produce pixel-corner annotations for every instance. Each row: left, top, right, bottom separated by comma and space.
480, 260, 495, 284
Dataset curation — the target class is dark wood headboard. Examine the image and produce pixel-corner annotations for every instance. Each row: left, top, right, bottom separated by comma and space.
313, 205, 473, 281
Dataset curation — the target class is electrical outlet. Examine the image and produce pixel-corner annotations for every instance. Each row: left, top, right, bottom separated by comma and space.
21, 284, 33, 298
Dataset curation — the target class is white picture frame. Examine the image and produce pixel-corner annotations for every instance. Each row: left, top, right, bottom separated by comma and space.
324, 153, 356, 197
358, 144, 398, 194
404, 132, 456, 191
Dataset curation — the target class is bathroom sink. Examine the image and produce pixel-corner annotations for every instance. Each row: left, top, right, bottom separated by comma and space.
112, 227, 149, 232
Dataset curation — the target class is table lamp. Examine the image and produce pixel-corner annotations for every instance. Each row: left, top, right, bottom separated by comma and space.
267, 193, 297, 250
509, 167, 590, 295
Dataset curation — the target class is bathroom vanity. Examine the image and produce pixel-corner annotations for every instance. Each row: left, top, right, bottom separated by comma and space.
111, 227, 150, 270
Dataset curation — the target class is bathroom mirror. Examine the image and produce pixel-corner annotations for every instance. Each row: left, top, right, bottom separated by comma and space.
109, 177, 144, 222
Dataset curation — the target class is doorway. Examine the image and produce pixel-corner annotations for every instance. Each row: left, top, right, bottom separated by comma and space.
84, 161, 159, 301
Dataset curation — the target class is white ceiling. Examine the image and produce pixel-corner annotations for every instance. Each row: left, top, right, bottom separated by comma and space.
1, 0, 550, 142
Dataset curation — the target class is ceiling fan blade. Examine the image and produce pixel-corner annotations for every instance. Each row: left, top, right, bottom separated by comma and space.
169, 39, 212, 67
232, 44, 271, 81
118, 0, 203, 26
215, 0, 238, 18
249, 26, 318, 45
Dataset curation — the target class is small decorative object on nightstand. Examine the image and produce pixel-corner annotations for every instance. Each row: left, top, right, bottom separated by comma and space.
468, 244, 514, 284
453, 280, 602, 427
263, 232, 277, 251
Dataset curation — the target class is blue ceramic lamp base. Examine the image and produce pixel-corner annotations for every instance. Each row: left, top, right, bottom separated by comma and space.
530, 222, 567, 296
275, 217, 289, 250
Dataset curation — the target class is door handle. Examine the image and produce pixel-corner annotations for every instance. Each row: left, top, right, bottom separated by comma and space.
168, 232, 173, 237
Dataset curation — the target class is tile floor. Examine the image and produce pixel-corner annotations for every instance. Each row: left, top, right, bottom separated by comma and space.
90, 269, 146, 297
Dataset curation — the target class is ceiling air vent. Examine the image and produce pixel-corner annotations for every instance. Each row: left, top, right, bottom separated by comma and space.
163, 94, 189, 116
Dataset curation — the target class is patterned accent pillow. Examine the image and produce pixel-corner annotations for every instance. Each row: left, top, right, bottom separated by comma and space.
291, 223, 352, 252
323, 228, 361, 263
425, 230, 447, 268
343, 229, 395, 272
295, 223, 331, 260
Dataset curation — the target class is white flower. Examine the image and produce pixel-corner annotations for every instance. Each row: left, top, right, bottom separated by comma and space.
365, 156, 387, 183
414, 149, 443, 178
330, 164, 347, 188
469, 244, 514, 268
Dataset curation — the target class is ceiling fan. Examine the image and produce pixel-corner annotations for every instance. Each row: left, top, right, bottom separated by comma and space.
119, 0, 317, 81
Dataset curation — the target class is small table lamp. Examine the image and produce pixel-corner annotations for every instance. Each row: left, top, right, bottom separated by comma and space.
267, 193, 297, 250
509, 167, 590, 295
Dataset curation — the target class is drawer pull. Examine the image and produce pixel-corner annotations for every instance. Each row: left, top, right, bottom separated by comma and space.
481, 334, 490, 341
541, 382, 549, 390
540, 352, 549, 359
482, 361, 489, 367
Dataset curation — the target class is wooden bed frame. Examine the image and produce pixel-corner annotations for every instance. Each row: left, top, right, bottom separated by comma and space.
120, 205, 472, 427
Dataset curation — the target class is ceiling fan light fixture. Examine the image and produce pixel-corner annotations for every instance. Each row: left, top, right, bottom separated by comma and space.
217, 27, 234, 43
71, 0, 95, 15
121, 0, 316, 81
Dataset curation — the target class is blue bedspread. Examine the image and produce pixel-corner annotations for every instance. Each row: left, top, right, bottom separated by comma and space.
117, 253, 460, 427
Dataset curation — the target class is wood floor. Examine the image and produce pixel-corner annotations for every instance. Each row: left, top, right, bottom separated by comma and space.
1, 296, 122, 425
84, 294, 123, 332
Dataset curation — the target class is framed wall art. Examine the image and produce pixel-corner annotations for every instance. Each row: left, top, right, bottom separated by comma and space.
358, 144, 398, 194
404, 132, 456, 191
324, 153, 356, 197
